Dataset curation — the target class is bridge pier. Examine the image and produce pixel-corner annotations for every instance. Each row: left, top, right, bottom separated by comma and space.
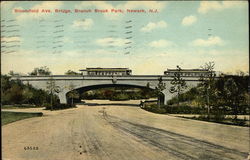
58, 92, 67, 104
162, 89, 172, 105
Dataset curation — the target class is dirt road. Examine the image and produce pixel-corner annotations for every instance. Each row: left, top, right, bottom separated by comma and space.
2, 100, 249, 160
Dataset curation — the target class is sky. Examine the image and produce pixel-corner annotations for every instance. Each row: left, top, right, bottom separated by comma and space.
1, 1, 249, 75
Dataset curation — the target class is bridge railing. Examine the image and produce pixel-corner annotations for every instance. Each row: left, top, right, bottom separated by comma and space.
11, 75, 208, 81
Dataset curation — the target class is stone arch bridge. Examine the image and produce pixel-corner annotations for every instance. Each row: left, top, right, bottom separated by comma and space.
12, 75, 202, 105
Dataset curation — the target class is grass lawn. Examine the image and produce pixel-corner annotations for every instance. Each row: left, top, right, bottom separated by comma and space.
2, 104, 43, 109
178, 116, 250, 127
1, 111, 43, 126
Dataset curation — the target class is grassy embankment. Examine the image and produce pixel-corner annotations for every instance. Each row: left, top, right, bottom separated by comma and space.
141, 102, 249, 127
1, 111, 43, 126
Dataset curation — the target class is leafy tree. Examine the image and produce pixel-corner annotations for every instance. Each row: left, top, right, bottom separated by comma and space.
104, 89, 114, 98
5, 84, 24, 104
30, 89, 48, 106
8, 70, 22, 76
155, 76, 166, 107
1, 75, 11, 92
165, 71, 249, 123
46, 78, 60, 110
223, 76, 247, 120
167, 87, 200, 106
29, 66, 51, 76
65, 70, 82, 75
1, 74, 59, 107
67, 83, 79, 106
22, 88, 33, 104
224, 78, 238, 119
169, 65, 187, 107
141, 83, 155, 99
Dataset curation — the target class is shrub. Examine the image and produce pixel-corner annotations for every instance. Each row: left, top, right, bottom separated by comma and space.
143, 104, 166, 114
1, 75, 55, 107
110, 93, 130, 101
45, 103, 75, 110
164, 105, 203, 114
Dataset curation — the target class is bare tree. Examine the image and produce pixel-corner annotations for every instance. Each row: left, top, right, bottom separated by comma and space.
200, 61, 216, 118
67, 83, 79, 106
46, 78, 60, 110
169, 65, 187, 107
155, 76, 166, 107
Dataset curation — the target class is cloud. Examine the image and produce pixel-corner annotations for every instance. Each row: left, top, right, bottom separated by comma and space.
14, 1, 63, 21
121, 1, 166, 11
141, 21, 167, 32
1, 1, 17, 9
72, 19, 93, 30
1, 36, 21, 42
78, 1, 113, 9
62, 37, 74, 43
182, 15, 197, 26
77, 1, 166, 11
96, 37, 129, 47
149, 39, 175, 48
31, 1, 63, 10
2, 47, 248, 76
198, 1, 246, 14
90, 49, 117, 55
191, 36, 224, 47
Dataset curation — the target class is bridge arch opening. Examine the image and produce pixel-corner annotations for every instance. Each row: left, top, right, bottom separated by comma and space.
65, 84, 162, 106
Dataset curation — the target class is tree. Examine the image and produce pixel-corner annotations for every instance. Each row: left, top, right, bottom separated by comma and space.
141, 82, 154, 99
155, 76, 166, 107
46, 78, 60, 110
224, 78, 238, 119
67, 83, 79, 106
65, 70, 81, 75
9, 70, 21, 76
235, 70, 245, 76
22, 88, 33, 104
1, 74, 60, 106
29, 66, 51, 76
5, 84, 24, 104
199, 62, 216, 118
223, 76, 247, 120
169, 65, 187, 107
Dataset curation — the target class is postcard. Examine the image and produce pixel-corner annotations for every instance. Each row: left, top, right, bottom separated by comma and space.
1, 1, 249, 160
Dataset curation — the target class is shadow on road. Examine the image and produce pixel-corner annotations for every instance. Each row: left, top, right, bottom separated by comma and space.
82, 102, 140, 107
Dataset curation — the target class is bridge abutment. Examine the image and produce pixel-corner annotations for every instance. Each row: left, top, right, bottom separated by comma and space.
162, 89, 171, 105
58, 92, 67, 104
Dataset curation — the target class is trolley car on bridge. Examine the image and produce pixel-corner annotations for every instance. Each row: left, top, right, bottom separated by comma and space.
79, 68, 132, 76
